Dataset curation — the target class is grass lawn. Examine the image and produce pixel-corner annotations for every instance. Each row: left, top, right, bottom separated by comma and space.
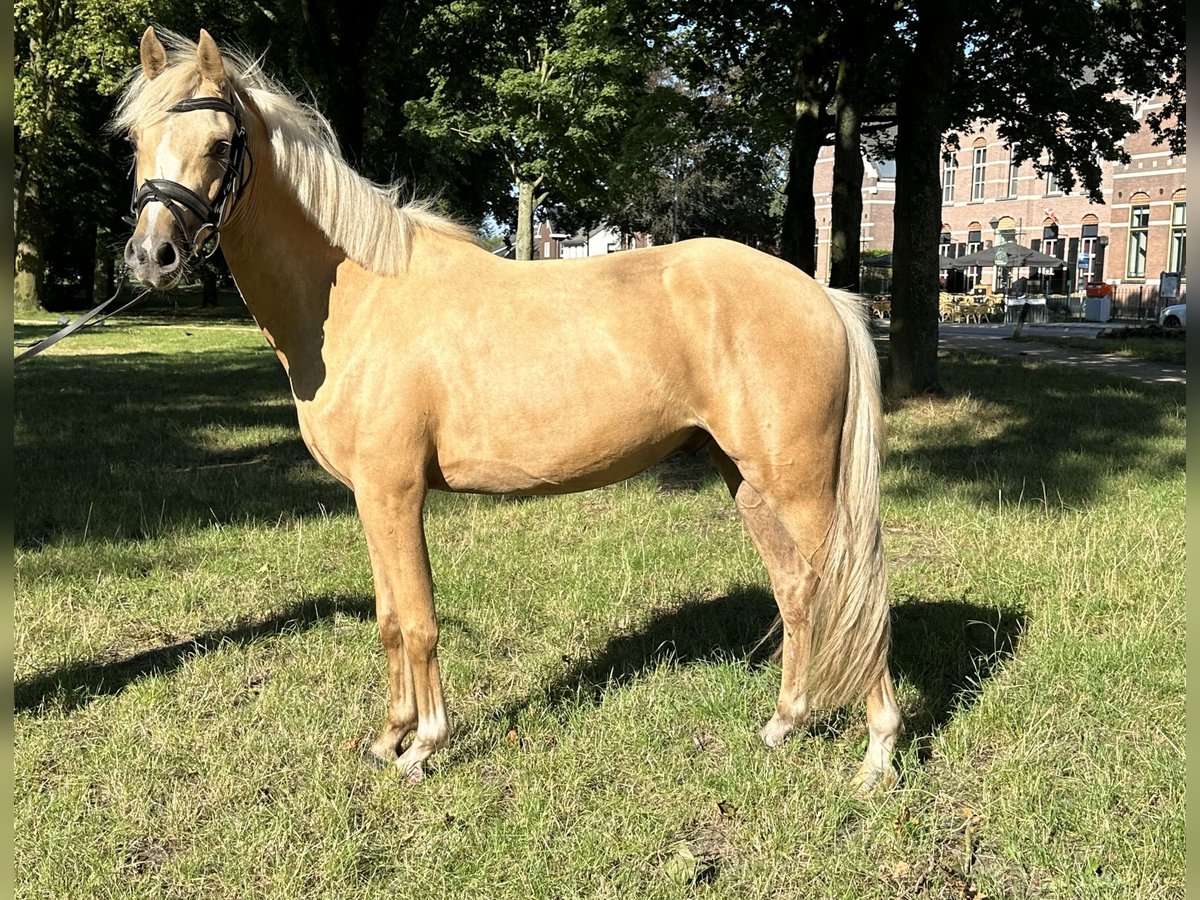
14, 307, 1184, 899
1012, 332, 1187, 367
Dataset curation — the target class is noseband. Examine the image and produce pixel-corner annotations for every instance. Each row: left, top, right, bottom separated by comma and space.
125, 95, 252, 259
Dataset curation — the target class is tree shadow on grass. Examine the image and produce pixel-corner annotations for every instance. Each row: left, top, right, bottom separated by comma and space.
14, 594, 375, 716
886, 352, 1185, 510
14, 349, 358, 548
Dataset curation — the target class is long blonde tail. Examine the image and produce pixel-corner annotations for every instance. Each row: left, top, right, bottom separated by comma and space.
803, 286, 890, 709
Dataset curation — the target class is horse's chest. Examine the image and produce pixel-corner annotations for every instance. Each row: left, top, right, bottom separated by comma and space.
293, 402, 355, 489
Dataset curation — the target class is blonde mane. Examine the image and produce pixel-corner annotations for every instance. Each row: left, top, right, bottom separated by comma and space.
112, 28, 475, 275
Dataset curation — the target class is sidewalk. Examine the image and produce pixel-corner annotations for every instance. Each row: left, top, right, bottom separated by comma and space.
875, 321, 1186, 386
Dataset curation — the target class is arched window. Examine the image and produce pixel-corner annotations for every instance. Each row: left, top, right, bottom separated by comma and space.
971, 137, 988, 201
966, 221, 984, 287
942, 155, 958, 203
1041, 216, 1061, 266
1006, 146, 1020, 197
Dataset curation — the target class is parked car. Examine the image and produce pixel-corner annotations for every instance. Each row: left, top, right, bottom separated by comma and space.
1160, 303, 1187, 329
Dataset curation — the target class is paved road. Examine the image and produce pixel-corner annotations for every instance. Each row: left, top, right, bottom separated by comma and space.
874, 321, 1185, 387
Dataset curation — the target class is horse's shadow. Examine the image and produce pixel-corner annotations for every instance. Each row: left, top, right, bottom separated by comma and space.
17, 587, 1023, 772
467, 587, 1024, 761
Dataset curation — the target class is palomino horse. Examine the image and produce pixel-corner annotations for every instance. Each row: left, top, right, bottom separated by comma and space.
116, 27, 900, 792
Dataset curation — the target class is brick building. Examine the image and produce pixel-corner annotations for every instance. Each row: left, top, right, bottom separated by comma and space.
812, 95, 1185, 298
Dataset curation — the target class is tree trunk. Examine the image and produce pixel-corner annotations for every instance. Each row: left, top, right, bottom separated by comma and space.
779, 108, 824, 274
300, 0, 386, 165
778, 33, 832, 275
14, 176, 44, 313
888, 1, 961, 399
828, 56, 865, 291
515, 178, 535, 261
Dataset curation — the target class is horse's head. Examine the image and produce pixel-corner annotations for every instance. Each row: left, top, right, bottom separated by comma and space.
120, 28, 248, 289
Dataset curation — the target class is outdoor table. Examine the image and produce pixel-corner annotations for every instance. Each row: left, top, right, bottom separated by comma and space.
1004, 298, 1047, 324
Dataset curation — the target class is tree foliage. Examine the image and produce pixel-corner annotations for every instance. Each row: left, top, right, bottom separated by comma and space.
12, 0, 1185, 325
404, 0, 668, 257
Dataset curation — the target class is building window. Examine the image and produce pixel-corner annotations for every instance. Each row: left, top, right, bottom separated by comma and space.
942, 157, 957, 203
971, 145, 987, 201
1080, 217, 1100, 283
966, 224, 983, 286
1042, 221, 1060, 262
1007, 150, 1019, 198
1044, 153, 1061, 195
1169, 199, 1186, 276
1126, 197, 1150, 278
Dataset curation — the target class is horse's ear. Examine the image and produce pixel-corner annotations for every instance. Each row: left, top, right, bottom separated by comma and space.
140, 27, 168, 80
195, 29, 226, 88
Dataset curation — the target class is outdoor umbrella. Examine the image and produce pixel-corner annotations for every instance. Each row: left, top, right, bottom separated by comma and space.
944, 241, 1067, 269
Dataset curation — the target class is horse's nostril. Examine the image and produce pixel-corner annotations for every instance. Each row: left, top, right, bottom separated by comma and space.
125, 238, 146, 266
154, 242, 178, 268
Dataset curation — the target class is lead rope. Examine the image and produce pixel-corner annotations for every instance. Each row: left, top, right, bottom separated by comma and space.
14, 271, 155, 364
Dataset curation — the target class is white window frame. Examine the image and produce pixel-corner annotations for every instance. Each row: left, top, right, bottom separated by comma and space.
971, 147, 987, 201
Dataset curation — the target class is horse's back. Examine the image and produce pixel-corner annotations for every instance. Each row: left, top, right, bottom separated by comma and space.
319, 236, 854, 495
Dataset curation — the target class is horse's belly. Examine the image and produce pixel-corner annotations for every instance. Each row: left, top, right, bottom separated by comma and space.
433, 423, 701, 495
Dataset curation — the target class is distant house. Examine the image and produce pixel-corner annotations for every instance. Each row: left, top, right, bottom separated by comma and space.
536, 219, 652, 260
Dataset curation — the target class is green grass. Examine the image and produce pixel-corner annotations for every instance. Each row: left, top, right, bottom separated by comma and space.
15, 313, 1184, 899
1012, 333, 1186, 366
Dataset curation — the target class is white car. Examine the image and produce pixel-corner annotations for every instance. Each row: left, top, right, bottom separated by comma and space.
1160, 303, 1187, 329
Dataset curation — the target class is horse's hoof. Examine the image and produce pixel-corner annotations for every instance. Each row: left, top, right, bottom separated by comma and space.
851, 763, 899, 797
359, 744, 391, 769
397, 760, 426, 785
759, 714, 795, 749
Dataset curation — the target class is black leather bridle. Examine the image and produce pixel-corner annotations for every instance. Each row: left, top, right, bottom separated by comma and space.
124, 94, 253, 259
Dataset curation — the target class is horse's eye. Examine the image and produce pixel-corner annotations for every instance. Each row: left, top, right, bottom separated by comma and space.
208, 139, 231, 158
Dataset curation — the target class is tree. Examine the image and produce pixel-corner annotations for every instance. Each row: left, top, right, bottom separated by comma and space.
14, 0, 150, 311
825, 1, 904, 291
887, 0, 960, 398
679, 4, 840, 274
887, 0, 1186, 397
602, 65, 786, 247
405, 0, 668, 260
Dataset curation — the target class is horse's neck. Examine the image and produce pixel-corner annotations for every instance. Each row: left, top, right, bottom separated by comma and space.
217, 160, 343, 380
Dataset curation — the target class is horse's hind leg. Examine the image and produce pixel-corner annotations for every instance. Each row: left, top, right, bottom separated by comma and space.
851, 669, 901, 795
356, 484, 449, 782
709, 447, 821, 747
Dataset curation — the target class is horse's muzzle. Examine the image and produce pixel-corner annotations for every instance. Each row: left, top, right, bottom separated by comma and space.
124, 234, 183, 290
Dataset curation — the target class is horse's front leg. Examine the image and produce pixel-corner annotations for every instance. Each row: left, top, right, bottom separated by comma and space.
356, 483, 448, 783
